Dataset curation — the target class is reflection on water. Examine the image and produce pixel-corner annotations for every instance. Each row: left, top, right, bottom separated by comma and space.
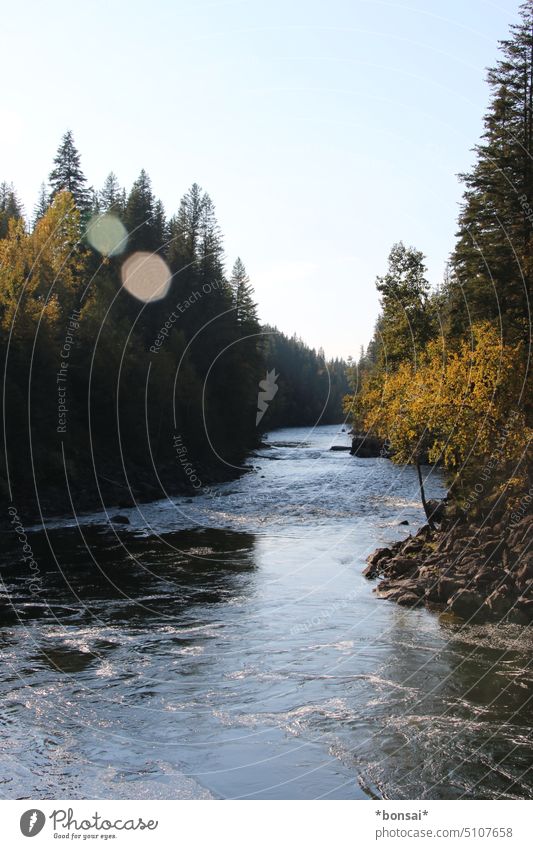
1, 425, 532, 799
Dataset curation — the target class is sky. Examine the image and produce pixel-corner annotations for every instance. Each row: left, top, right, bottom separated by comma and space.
0, 0, 522, 359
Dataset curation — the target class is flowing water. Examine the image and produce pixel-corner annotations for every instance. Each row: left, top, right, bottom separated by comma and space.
2, 425, 533, 800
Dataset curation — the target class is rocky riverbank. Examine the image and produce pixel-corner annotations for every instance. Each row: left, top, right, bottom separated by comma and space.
364, 505, 532, 624
1, 455, 253, 531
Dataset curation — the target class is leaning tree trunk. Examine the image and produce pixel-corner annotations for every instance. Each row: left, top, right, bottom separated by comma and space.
416, 459, 435, 529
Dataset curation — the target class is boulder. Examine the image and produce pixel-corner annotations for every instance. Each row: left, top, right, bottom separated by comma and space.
364, 547, 393, 578
472, 566, 503, 588
350, 434, 386, 458
485, 588, 513, 620
396, 592, 421, 607
514, 560, 533, 590
478, 539, 505, 564
437, 575, 466, 602
110, 514, 130, 525
447, 589, 484, 619
402, 538, 424, 556
387, 556, 417, 576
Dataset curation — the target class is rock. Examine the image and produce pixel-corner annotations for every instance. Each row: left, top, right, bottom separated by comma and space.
376, 581, 421, 601
478, 539, 505, 564
110, 514, 129, 525
447, 589, 484, 619
402, 538, 424, 556
437, 575, 465, 602
399, 519, 409, 525
396, 592, 421, 607
350, 434, 386, 458
364, 547, 393, 578
473, 566, 502, 587
329, 445, 352, 452
506, 606, 530, 625
485, 588, 513, 620
514, 560, 533, 590
515, 597, 533, 620
387, 556, 416, 576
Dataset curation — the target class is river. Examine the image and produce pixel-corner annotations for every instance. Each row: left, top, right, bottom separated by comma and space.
1, 424, 533, 800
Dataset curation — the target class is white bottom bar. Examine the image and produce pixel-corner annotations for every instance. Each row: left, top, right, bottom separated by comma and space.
2, 799, 532, 847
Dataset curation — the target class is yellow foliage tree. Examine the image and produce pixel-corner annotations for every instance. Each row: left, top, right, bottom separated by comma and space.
0, 191, 84, 342
352, 323, 531, 522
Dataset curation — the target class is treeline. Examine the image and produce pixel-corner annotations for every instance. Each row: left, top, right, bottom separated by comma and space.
259, 327, 349, 429
0, 135, 347, 514
345, 1, 532, 517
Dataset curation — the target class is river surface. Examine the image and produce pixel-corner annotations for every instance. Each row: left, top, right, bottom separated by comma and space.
1, 424, 533, 800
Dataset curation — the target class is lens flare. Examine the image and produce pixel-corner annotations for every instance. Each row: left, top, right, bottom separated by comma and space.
121, 252, 171, 302
86, 213, 128, 256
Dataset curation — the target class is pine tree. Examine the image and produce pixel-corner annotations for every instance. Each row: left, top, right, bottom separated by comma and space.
100, 172, 124, 214
152, 198, 168, 252
229, 257, 258, 329
124, 169, 158, 252
0, 181, 23, 239
88, 186, 100, 216
33, 182, 50, 226
448, 1, 533, 345
167, 182, 204, 272
49, 130, 90, 212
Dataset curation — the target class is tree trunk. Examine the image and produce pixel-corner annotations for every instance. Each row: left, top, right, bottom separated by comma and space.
416, 459, 435, 529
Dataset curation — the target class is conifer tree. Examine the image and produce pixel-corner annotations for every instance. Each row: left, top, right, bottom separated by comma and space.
448, 1, 533, 345
229, 257, 258, 329
49, 130, 90, 212
33, 182, 50, 226
100, 172, 124, 214
0, 181, 23, 239
124, 169, 158, 251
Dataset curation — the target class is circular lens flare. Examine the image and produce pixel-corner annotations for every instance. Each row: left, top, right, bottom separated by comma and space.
121, 252, 171, 302
86, 213, 128, 256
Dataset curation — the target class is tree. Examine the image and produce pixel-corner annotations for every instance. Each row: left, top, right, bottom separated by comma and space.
229, 257, 258, 329
100, 172, 124, 214
355, 323, 530, 523
33, 182, 50, 226
124, 169, 159, 252
375, 242, 435, 369
49, 130, 90, 212
448, 2, 533, 348
0, 182, 23, 239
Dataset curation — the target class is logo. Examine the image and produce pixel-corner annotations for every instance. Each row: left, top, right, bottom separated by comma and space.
256, 369, 279, 425
20, 810, 46, 837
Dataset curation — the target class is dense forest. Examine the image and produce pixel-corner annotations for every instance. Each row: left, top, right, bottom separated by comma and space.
0, 141, 348, 516
345, 1, 533, 521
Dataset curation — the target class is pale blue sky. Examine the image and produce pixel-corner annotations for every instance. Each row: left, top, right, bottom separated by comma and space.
0, 0, 521, 358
